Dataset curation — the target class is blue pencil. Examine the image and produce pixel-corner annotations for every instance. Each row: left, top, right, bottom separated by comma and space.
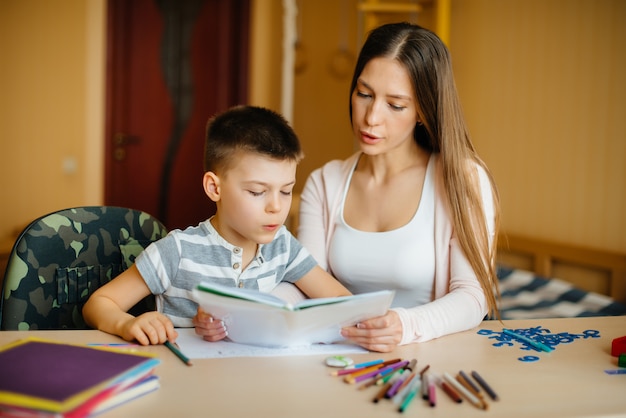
502, 329, 553, 352
345, 359, 384, 369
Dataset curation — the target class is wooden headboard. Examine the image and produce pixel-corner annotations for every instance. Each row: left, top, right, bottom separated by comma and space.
497, 234, 626, 304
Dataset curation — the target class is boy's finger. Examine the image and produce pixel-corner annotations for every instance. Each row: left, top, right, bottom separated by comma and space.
166, 325, 179, 343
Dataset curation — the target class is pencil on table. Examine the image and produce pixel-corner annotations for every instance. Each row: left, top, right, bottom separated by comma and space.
356, 364, 399, 390
346, 359, 384, 369
502, 329, 553, 352
392, 373, 418, 405
347, 360, 408, 384
471, 370, 499, 401
332, 363, 381, 376
457, 372, 488, 410
373, 380, 394, 403
434, 374, 462, 403
428, 376, 437, 407
392, 371, 416, 401
398, 378, 421, 413
375, 361, 407, 386
421, 372, 429, 400
404, 358, 417, 372
164, 341, 192, 366
337, 364, 383, 379
332, 358, 401, 376
444, 372, 486, 410
459, 370, 481, 393
357, 376, 379, 390
385, 370, 407, 398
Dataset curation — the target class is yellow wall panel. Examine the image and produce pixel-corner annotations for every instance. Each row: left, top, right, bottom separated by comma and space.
451, 0, 626, 253
1, 0, 624, 260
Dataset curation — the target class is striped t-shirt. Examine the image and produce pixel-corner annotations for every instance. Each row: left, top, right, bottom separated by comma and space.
135, 218, 317, 327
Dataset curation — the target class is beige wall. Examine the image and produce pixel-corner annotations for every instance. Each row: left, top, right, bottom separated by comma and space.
0, 0, 105, 243
275, 0, 626, 254
1, 0, 624, 257
450, 0, 626, 253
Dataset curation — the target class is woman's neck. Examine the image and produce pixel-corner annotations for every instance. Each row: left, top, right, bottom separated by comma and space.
358, 145, 430, 184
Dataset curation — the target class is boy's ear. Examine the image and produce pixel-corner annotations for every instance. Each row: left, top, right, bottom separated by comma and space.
203, 171, 221, 202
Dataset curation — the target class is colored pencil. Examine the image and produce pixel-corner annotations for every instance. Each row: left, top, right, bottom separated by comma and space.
357, 376, 379, 390
398, 378, 421, 413
444, 372, 485, 410
337, 364, 383, 378
421, 372, 430, 400
428, 377, 437, 407
374, 358, 412, 385
332, 358, 401, 376
439, 377, 463, 403
457, 373, 488, 409
393, 374, 418, 405
471, 370, 499, 401
385, 370, 407, 398
375, 367, 401, 386
347, 360, 408, 384
164, 341, 192, 366
393, 371, 416, 399
502, 329, 553, 352
376, 367, 403, 386
345, 359, 384, 369
459, 370, 481, 393
372, 381, 394, 403
404, 358, 417, 372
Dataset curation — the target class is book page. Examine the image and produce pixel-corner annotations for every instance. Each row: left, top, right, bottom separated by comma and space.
197, 282, 291, 309
192, 288, 394, 347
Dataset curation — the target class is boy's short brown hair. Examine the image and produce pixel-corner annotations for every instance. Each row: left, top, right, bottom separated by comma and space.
204, 105, 303, 174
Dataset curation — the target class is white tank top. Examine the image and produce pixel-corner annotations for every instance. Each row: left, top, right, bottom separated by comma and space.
328, 155, 435, 308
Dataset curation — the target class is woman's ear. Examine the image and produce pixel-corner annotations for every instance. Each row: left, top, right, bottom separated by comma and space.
203, 171, 221, 202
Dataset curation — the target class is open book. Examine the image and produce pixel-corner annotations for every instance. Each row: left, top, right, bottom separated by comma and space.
192, 282, 394, 347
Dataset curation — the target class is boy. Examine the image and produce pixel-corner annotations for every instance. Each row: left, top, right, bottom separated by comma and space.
83, 106, 351, 345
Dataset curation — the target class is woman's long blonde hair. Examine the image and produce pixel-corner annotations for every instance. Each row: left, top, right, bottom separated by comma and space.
349, 22, 501, 318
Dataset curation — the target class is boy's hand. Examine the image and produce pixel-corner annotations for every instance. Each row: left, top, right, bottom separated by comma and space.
119, 311, 178, 346
192, 307, 228, 342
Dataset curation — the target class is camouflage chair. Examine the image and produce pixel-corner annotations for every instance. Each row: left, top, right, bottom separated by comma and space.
0, 206, 168, 330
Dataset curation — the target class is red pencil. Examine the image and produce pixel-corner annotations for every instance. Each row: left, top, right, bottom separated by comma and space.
441, 380, 463, 403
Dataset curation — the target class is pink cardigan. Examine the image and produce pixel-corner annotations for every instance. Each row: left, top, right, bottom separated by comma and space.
298, 152, 495, 345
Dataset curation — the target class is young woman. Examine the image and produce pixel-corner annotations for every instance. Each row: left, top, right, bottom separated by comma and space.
297, 22, 501, 352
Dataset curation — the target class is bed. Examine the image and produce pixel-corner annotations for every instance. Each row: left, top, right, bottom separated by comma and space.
497, 234, 626, 319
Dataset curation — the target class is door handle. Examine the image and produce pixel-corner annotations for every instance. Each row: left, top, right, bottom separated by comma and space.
113, 133, 140, 161
114, 133, 140, 146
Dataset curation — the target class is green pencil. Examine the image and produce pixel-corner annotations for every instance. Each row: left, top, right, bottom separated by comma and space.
164, 341, 192, 366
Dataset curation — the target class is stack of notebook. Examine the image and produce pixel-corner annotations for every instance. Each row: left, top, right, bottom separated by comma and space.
0, 338, 160, 417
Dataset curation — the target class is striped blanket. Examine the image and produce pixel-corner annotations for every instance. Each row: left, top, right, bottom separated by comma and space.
497, 266, 626, 319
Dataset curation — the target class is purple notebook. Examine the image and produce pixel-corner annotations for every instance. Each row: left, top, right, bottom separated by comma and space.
0, 338, 160, 413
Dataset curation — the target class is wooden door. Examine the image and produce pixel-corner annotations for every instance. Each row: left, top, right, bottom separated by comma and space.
105, 0, 249, 231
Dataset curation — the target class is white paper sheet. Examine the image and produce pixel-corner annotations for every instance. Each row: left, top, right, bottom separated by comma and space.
174, 328, 368, 359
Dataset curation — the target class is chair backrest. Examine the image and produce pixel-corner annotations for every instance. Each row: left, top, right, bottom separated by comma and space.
0, 206, 168, 330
